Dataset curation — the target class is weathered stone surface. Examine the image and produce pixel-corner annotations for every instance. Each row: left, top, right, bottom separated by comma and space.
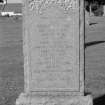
103, 6, 105, 16
23, 0, 84, 93
16, 0, 93, 105
16, 93, 93, 105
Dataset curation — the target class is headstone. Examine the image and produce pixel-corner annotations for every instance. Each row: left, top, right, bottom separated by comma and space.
103, 5, 105, 16
16, 0, 93, 105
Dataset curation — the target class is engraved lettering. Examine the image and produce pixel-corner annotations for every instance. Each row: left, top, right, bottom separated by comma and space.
28, 0, 77, 12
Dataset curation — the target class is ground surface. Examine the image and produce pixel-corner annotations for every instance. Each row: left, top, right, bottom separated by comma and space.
0, 4, 23, 105
85, 17, 105, 99
0, 3, 105, 105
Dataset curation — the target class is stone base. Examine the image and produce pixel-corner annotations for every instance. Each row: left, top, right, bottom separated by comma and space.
16, 93, 93, 105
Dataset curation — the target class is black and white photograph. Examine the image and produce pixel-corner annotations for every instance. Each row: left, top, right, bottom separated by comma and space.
0, 0, 105, 105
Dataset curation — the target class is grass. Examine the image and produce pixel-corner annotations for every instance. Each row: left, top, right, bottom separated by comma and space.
0, 4, 23, 105
85, 17, 105, 98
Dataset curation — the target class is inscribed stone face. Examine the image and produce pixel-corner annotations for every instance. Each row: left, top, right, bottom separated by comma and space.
25, 0, 80, 92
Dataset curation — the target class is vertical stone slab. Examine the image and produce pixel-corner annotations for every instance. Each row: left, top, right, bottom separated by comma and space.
24, 0, 83, 94
103, 5, 105, 16
16, 0, 93, 105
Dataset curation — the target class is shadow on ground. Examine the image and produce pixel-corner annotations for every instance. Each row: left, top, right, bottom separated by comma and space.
94, 95, 105, 105
89, 22, 98, 26
85, 41, 105, 48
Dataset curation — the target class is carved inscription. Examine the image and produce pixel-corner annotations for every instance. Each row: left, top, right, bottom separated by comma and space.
28, 5, 80, 91
32, 21, 73, 72
28, 0, 77, 12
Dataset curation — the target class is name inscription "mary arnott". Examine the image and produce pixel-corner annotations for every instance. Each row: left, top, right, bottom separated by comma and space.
28, 0, 77, 11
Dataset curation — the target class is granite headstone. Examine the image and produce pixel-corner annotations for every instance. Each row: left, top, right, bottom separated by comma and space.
16, 0, 93, 105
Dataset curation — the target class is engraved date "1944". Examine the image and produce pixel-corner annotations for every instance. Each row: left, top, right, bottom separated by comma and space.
28, 0, 77, 11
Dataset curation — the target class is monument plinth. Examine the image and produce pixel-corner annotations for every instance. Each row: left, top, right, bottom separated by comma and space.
16, 0, 93, 105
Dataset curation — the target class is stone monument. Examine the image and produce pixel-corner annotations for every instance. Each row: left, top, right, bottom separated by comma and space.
103, 5, 105, 16
16, 0, 93, 105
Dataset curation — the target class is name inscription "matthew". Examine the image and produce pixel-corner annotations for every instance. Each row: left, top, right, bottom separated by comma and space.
28, 0, 77, 11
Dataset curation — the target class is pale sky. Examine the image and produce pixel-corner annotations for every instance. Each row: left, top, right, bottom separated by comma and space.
8, 0, 22, 3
